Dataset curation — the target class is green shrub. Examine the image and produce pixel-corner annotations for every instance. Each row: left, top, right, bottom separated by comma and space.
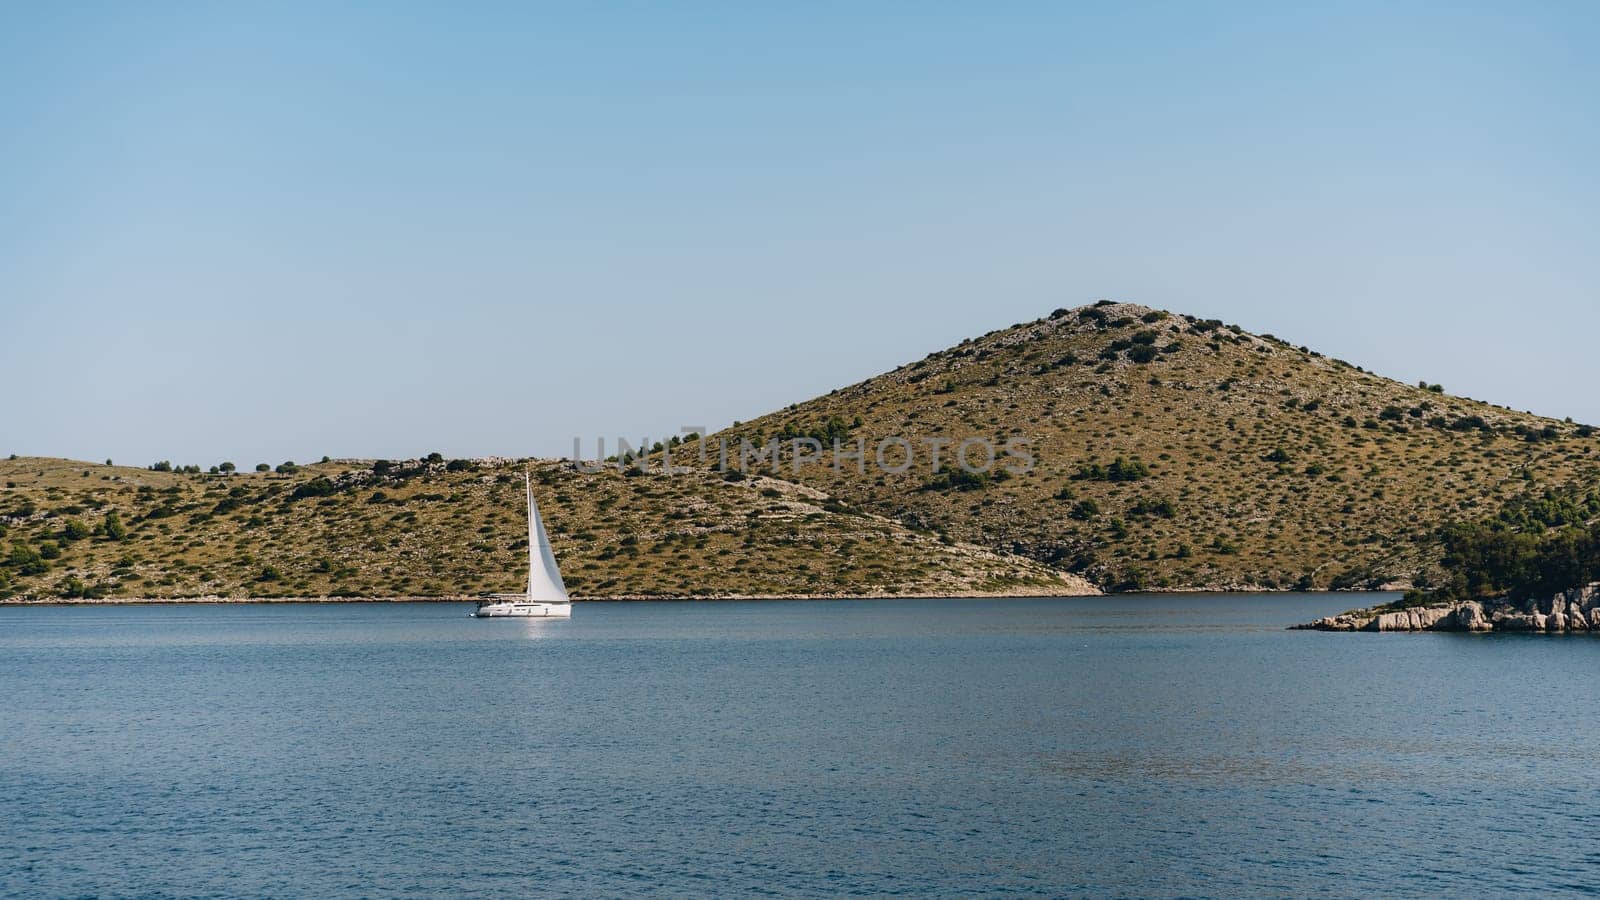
1130, 497, 1176, 518
61, 519, 91, 541
1074, 457, 1151, 482
8, 544, 49, 575
1328, 565, 1377, 591
921, 469, 992, 492
776, 415, 856, 445
291, 477, 336, 499
104, 511, 127, 541
256, 463, 271, 472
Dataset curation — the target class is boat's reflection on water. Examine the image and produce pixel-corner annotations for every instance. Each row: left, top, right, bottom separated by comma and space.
514, 616, 568, 640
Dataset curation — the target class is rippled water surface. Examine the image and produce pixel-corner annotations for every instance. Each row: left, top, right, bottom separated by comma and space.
4, 595, 1599, 897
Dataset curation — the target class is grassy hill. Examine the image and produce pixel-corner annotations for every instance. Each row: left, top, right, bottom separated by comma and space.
4, 300, 1595, 601
0, 455, 1091, 601
707, 302, 1600, 592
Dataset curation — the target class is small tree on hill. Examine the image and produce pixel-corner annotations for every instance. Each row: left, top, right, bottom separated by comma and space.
8, 544, 48, 575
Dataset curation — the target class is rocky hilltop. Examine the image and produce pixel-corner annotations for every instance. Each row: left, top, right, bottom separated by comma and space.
1297, 584, 1600, 633
709, 301, 1600, 592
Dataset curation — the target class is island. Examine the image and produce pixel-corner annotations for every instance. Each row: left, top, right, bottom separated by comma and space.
1299, 518, 1600, 632
4, 302, 1598, 603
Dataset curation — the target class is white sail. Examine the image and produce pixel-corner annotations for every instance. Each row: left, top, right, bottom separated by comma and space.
525, 472, 569, 603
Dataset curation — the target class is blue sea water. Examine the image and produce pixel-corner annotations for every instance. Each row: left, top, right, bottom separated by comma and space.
3, 595, 1599, 897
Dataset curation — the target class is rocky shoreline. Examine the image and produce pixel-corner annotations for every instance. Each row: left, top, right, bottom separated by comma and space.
1295, 584, 1600, 633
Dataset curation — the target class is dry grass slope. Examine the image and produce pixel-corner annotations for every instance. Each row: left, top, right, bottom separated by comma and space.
6, 301, 1593, 600
707, 302, 1600, 591
0, 456, 1092, 601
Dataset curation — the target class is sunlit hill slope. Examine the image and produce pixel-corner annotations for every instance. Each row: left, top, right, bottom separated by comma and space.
3, 301, 1595, 600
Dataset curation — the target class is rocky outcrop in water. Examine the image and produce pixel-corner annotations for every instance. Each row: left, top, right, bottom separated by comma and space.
1295, 584, 1600, 633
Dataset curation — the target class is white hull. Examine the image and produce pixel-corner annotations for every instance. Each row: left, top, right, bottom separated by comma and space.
472, 601, 572, 618
470, 472, 573, 620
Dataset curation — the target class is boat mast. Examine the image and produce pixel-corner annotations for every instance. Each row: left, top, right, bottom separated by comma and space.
525, 471, 535, 601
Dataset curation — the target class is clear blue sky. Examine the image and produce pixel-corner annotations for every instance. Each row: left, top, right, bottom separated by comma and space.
4, 2, 1596, 466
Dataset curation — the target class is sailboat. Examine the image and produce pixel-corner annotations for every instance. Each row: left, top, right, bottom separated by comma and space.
471, 472, 572, 618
